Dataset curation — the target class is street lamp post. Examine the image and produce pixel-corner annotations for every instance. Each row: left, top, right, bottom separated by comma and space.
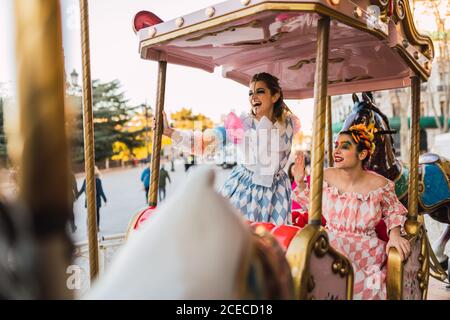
68, 69, 81, 96
70, 69, 79, 87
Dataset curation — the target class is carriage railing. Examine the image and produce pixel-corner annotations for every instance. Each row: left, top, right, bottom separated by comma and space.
71, 233, 126, 297
387, 221, 429, 300
387, 213, 449, 299
423, 216, 450, 282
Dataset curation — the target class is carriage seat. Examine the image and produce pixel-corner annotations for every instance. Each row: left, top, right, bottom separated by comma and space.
250, 222, 301, 251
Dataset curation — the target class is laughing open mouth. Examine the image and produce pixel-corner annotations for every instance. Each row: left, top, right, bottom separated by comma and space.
252, 101, 261, 113
334, 156, 343, 163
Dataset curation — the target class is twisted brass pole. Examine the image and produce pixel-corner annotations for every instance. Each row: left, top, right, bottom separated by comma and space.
309, 17, 330, 225
149, 61, 167, 207
326, 96, 334, 168
80, 0, 99, 280
406, 75, 421, 236
15, 0, 72, 298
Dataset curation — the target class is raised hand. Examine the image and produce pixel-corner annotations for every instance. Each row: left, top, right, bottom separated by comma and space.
151, 111, 173, 137
293, 151, 306, 184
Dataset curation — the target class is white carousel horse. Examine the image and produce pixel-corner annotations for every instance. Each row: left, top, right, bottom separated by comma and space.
85, 166, 253, 299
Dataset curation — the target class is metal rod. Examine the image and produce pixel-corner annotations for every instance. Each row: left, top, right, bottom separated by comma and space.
406, 75, 421, 235
308, 17, 330, 225
149, 61, 167, 206
326, 95, 334, 167
79, 0, 99, 280
14, 0, 72, 298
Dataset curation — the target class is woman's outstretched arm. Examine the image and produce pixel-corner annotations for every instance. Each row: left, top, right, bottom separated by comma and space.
153, 111, 221, 157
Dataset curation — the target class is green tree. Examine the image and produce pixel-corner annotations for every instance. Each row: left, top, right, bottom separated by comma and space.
66, 92, 84, 164
170, 107, 214, 130
67, 79, 144, 164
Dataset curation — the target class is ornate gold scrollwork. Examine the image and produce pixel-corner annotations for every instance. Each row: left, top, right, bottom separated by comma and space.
332, 257, 351, 277
418, 253, 424, 264
370, 0, 405, 24
307, 275, 315, 292
418, 182, 424, 193
186, 19, 261, 42
395, 0, 406, 21
419, 230, 430, 298
370, 0, 389, 6
313, 235, 329, 257
417, 267, 427, 291
306, 75, 373, 88
288, 57, 344, 70
230, 31, 287, 46
328, 79, 343, 85
332, 261, 341, 273
288, 59, 310, 70
345, 75, 374, 82
286, 226, 354, 300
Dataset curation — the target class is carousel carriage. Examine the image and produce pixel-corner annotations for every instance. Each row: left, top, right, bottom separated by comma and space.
116, 0, 438, 300
4, 0, 446, 300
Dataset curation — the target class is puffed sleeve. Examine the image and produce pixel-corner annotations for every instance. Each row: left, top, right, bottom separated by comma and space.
291, 113, 301, 135
381, 181, 408, 232
170, 130, 196, 154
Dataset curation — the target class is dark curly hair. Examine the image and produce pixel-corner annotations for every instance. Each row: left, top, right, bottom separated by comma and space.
288, 162, 295, 184
250, 72, 291, 123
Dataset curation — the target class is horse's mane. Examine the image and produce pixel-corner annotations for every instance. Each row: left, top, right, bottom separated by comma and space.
347, 92, 401, 181
361, 92, 393, 133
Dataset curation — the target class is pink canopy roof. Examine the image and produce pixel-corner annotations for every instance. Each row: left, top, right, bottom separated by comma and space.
136, 0, 433, 99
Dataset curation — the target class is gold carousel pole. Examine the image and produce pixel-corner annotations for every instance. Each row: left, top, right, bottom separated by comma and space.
15, 0, 72, 298
79, 0, 99, 281
405, 75, 421, 236
326, 96, 334, 168
309, 16, 330, 225
148, 61, 167, 207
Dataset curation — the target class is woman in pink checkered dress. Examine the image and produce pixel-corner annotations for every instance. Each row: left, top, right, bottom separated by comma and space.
292, 124, 411, 300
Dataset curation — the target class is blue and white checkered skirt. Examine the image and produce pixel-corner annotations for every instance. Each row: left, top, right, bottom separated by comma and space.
220, 165, 292, 225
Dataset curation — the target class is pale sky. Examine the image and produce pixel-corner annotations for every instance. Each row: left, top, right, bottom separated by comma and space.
0, 0, 315, 132
0, 0, 441, 130
0, 0, 440, 131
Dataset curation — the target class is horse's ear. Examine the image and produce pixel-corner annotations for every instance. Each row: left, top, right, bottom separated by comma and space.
362, 91, 373, 103
352, 93, 359, 104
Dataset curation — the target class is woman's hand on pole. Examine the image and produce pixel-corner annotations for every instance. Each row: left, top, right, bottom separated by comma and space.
386, 227, 411, 261
151, 111, 173, 137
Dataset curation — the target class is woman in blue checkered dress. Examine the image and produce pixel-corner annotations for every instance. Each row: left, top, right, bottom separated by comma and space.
157, 73, 299, 225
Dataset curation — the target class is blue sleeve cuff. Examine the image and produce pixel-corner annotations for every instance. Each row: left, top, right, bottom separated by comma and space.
214, 126, 227, 147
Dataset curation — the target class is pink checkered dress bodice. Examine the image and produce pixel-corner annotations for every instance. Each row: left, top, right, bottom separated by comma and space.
293, 177, 407, 300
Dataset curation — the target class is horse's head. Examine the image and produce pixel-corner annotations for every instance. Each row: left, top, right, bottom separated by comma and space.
341, 92, 376, 132
341, 92, 400, 179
